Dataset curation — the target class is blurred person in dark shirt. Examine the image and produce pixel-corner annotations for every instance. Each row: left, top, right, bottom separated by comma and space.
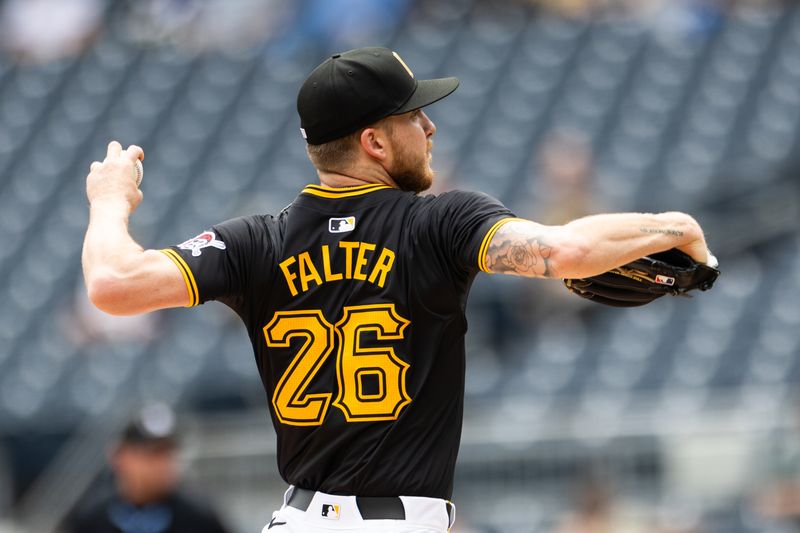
64, 404, 230, 533
552, 476, 646, 533
753, 399, 800, 532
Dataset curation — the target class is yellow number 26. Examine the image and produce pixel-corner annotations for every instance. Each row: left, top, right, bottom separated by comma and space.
263, 304, 411, 426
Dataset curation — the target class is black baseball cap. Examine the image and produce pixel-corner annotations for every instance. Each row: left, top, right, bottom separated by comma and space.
119, 404, 178, 448
297, 47, 460, 145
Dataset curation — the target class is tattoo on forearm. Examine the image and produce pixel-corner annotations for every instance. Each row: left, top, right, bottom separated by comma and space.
486, 226, 557, 278
640, 227, 684, 237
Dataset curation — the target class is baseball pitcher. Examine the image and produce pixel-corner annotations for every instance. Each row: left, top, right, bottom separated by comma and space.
83, 47, 717, 533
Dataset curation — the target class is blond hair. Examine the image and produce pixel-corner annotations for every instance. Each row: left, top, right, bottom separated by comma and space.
305, 130, 362, 173
305, 119, 394, 173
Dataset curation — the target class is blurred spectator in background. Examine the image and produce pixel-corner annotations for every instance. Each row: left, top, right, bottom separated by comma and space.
651, 500, 703, 533
552, 475, 646, 533
126, 0, 201, 46
525, 0, 726, 39
272, 0, 411, 58
530, 0, 596, 19
124, 0, 410, 55
126, 0, 293, 52
626, 0, 725, 41
521, 128, 595, 225
752, 398, 800, 531
64, 404, 230, 533
0, 0, 104, 63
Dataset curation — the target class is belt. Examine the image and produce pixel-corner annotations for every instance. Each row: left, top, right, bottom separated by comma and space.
287, 487, 455, 523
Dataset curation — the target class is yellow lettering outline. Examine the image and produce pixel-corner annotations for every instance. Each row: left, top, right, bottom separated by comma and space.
264, 310, 334, 426
339, 241, 359, 279
353, 242, 375, 281
367, 248, 395, 287
321, 245, 343, 282
355, 368, 387, 402
298, 251, 323, 292
279, 256, 299, 296
333, 304, 411, 422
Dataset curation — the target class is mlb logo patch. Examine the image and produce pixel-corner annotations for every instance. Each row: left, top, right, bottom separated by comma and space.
655, 274, 675, 286
329, 217, 356, 233
321, 503, 340, 520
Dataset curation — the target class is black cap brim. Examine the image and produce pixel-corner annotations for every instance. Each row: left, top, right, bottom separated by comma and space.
393, 77, 460, 115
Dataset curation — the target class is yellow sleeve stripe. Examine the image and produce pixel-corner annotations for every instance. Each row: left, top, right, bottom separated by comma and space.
159, 249, 199, 307
477, 217, 521, 273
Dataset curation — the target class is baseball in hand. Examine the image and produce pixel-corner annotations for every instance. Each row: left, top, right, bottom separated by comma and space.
706, 250, 719, 269
134, 159, 143, 187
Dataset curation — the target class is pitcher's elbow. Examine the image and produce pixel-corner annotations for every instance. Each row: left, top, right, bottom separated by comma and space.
86, 274, 131, 316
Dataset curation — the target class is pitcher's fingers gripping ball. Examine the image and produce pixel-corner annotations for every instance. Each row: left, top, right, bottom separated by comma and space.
85, 141, 145, 210
88, 143, 144, 180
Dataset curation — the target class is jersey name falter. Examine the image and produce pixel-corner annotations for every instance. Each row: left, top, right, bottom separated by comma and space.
278, 241, 396, 296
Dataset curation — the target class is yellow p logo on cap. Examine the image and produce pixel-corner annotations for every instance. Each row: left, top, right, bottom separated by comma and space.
392, 51, 414, 78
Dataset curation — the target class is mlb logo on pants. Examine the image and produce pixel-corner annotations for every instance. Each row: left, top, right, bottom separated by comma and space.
321, 503, 341, 520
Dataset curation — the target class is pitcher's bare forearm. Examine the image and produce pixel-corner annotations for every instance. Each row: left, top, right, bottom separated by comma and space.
563, 212, 707, 273
82, 200, 188, 314
82, 142, 190, 314
483, 212, 707, 279
82, 198, 143, 282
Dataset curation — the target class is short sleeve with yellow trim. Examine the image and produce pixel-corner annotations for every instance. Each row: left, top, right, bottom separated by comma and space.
160, 215, 277, 309
417, 190, 515, 276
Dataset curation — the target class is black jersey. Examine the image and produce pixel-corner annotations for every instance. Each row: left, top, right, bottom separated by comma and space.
163, 183, 514, 499
65, 491, 230, 533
